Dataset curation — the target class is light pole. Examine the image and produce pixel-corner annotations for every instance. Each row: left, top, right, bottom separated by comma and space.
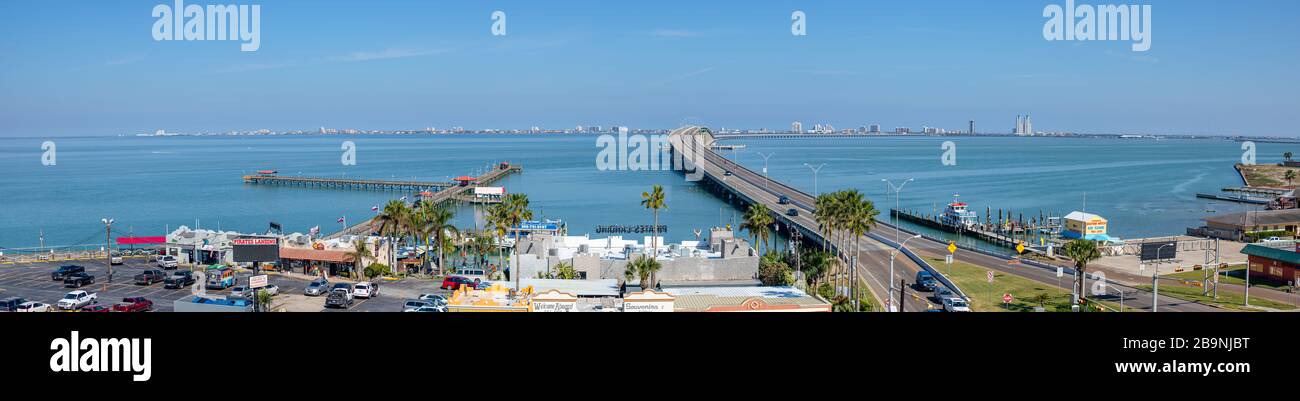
101, 218, 114, 283
1151, 243, 1174, 312
803, 163, 826, 197
882, 178, 914, 245
889, 234, 923, 312
756, 151, 774, 190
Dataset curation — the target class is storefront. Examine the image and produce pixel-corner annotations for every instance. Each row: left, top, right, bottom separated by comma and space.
279, 247, 355, 278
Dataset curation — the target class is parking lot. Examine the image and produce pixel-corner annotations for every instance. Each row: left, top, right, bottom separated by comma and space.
0, 259, 452, 312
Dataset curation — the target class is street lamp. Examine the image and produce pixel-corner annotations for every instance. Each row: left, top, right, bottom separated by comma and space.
1151, 243, 1174, 312
803, 163, 826, 197
882, 178, 914, 244
756, 151, 774, 190
101, 218, 114, 283
889, 234, 923, 312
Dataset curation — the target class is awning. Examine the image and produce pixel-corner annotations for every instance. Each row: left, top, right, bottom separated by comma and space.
279, 247, 354, 264
116, 236, 166, 245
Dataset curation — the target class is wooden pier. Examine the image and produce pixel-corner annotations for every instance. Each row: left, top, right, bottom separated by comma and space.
890, 209, 1047, 254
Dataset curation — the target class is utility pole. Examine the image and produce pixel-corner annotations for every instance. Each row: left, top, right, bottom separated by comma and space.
899, 279, 907, 312
101, 218, 114, 283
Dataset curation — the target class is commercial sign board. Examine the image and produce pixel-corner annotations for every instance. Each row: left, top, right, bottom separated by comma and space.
623, 290, 674, 312
530, 290, 578, 312
232, 236, 279, 263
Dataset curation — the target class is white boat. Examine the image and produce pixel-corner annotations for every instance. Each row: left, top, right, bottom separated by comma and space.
940, 194, 978, 229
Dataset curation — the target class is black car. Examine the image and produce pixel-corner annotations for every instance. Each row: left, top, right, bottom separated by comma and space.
325, 289, 353, 309
163, 271, 195, 289
51, 265, 86, 281
786, 208, 799, 217
134, 269, 166, 285
778, 195, 791, 205
64, 272, 95, 288
0, 297, 29, 312
724, 171, 733, 176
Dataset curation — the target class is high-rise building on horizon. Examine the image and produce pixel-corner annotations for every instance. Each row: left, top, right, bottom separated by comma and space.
792, 121, 803, 134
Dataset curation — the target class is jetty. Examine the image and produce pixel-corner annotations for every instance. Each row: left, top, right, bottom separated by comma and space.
1195, 193, 1270, 205
890, 208, 1047, 254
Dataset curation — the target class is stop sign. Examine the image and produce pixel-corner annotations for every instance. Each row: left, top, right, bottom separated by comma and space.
1002, 293, 1013, 303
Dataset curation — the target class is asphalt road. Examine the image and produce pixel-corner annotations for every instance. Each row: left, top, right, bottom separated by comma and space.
679, 127, 1219, 312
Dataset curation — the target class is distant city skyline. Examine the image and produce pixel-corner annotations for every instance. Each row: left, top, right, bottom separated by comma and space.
2, 0, 1299, 137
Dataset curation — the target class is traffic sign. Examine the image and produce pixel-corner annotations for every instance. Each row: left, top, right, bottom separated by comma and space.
986, 271, 995, 283
945, 254, 953, 265
947, 242, 957, 254
1056, 267, 1064, 278
1015, 242, 1026, 254
1002, 293, 1013, 304
249, 274, 268, 289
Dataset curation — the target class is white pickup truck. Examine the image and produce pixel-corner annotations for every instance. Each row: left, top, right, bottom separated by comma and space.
57, 290, 98, 310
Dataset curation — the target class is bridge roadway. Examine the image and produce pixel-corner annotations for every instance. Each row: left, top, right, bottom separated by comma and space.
671, 127, 932, 311
673, 126, 1218, 312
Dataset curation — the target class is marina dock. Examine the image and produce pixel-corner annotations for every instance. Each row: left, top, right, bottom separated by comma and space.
1195, 193, 1271, 205
890, 208, 1047, 254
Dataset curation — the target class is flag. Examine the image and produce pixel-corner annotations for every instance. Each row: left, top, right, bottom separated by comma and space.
371, 205, 379, 211
399, 196, 407, 201
337, 217, 345, 223
309, 226, 320, 236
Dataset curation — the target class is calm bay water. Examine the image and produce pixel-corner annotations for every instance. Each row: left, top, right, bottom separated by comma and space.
0, 134, 1286, 251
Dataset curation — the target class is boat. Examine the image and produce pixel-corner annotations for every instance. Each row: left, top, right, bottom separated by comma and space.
257, 169, 277, 175
939, 194, 978, 229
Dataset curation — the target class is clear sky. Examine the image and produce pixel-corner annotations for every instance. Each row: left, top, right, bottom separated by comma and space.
1, 0, 1298, 137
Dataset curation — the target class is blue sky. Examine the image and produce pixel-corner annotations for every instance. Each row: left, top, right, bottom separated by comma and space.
1, 0, 1298, 137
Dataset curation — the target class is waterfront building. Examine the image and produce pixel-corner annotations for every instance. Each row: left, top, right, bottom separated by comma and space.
1239, 244, 1300, 283
1197, 209, 1300, 241
869, 124, 881, 133
1061, 211, 1112, 241
792, 121, 803, 133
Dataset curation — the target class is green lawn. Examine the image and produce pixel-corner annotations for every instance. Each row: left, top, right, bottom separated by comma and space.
928, 257, 1117, 312
1138, 284, 1296, 311
1161, 265, 1294, 291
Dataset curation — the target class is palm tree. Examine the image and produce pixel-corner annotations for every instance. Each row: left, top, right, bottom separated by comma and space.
1285, 152, 1293, 162
377, 200, 411, 275
416, 201, 458, 276
485, 202, 509, 279
501, 193, 534, 290
1286, 170, 1296, 187
472, 231, 494, 270
1061, 239, 1102, 304
640, 185, 667, 286
740, 203, 774, 254
624, 254, 663, 289
346, 238, 372, 279
844, 193, 878, 311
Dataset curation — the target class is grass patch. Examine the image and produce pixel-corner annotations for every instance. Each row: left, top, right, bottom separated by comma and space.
1237, 164, 1297, 188
928, 257, 1113, 312
1138, 284, 1296, 311
1161, 265, 1294, 291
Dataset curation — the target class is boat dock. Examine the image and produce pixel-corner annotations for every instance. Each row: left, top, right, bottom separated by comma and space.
1196, 193, 1271, 205
890, 208, 1046, 253
1220, 186, 1288, 196
249, 164, 522, 240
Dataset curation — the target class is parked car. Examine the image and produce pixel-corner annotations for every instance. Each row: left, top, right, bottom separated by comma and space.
111, 297, 153, 312
78, 304, 112, 312
134, 269, 166, 285
163, 271, 195, 289
260, 284, 279, 296
57, 290, 98, 310
786, 208, 799, 217
402, 300, 433, 312
0, 297, 28, 312
51, 265, 85, 280
353, 282, 378, 298
417, 293, 447, 306
942, 297, 972, 312
778, 195, 791, 205
230, 286, 252, 298
914, 271, 937, 292
16, 301, 53, 312
413, 305, 447, 312
325, 289, 354, 308
330, 282, 354, 294
441, 276, 477, 290
110, 254, 124, 265
157, 255, 178, 269
63, 272, 95, 288
304, 278, 330, 296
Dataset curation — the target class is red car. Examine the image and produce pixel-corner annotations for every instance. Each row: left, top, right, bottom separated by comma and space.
440, 276, 478, 290
111, 297, 153, 312
78, 304, 112, 313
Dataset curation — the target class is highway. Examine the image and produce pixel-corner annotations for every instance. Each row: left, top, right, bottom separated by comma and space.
673, 126, 1219, 312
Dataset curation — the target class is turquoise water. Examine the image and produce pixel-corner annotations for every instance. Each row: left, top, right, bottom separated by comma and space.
0, 134, 1286, 251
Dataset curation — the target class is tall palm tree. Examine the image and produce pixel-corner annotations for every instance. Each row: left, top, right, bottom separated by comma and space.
640, 184, 667, 286
485, 202, 509, 278
377, 200, 411, 275
417, 201, 458, 276
1061, 239, 1102, 304
501, 193, 534, 290
346, 238, 372, 279
845, 193, 878, 311
408, 200, 434, 274
1287, 170, 1296, 187
740, 203, 774, 254
1285, 151, 1293, 162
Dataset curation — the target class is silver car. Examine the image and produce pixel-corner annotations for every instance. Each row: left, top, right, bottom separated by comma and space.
304, 278, 330, 296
